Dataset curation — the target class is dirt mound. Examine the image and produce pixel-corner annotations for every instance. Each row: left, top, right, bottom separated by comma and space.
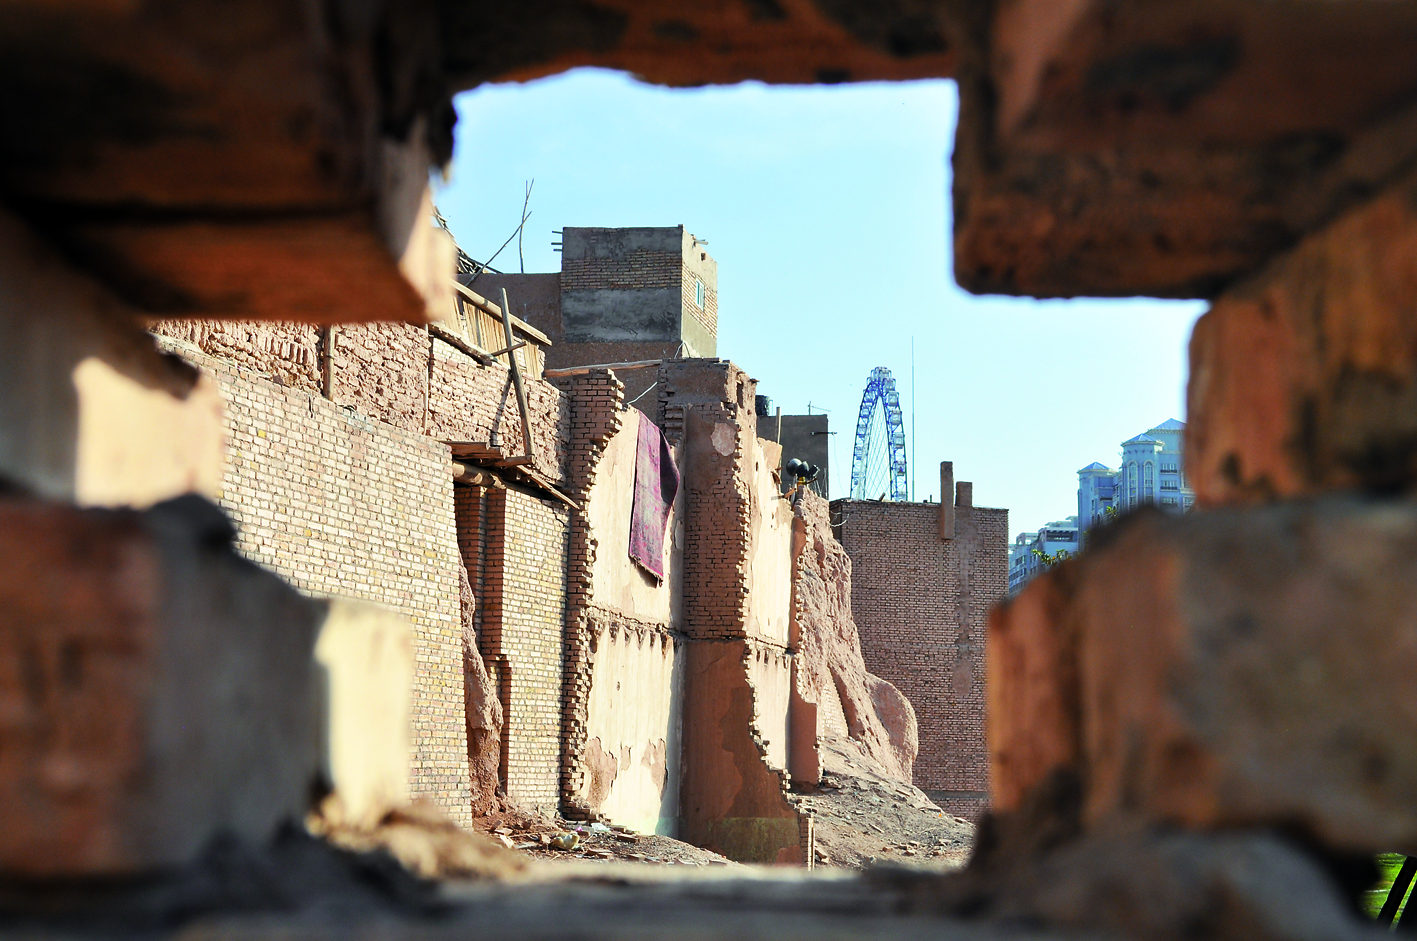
795, 737, 973, 870
790, 490, 917, 782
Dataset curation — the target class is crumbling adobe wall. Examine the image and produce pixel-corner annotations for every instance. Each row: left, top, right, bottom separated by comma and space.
152, 337, 472, 829
788, 491, 917, 785
456, 557, 501, 818
664, 360, 808, 865
151, 320, 322, 395
559, 373, 687, 832
833, 498, 1008, 820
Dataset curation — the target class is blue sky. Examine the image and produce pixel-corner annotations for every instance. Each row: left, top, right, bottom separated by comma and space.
435, 69, 1205, 540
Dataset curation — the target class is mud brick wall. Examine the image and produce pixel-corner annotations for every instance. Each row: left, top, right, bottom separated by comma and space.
327, 322, 429, 434
833, 500, 1008, 821
151, 320, 321, 394
153, 336, 473, 828
428, 337, 568, 483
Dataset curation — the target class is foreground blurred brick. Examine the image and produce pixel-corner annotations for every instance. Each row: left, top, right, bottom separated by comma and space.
314, 600, 413, 831
991, 500, 1417, 852
1189, 166, 1417, 505
0, 495, 322, 875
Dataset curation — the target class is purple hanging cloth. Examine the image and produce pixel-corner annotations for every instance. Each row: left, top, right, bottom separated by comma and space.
628, 408, 680, 581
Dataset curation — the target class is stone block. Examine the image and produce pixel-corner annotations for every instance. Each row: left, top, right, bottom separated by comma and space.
1189, 165, 1417, 504
0, 207, 224, 507
314, 600, 413, 831
991, 499, 1417, 852
0, 494, 322, 875
987, 571, 1079, 814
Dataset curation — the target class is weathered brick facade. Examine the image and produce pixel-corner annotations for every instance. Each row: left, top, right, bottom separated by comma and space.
659, 360, 762, 642
832, 497, 1008, 821
153, 336, 473, 829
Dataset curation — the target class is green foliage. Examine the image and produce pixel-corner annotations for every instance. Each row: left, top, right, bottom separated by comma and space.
1030, 546, 1071, 568
1363, 854, 1414, 921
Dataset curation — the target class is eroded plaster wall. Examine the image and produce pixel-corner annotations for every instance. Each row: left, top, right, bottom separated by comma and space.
561, 381, 691, 831
680, 640, 801, 864
745, 643, 793, 774
580, 627, 684, 834
747, 435, 793, 647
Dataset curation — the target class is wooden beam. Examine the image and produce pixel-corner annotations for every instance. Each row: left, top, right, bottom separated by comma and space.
542, 360, 662, 378
429, 323, 494, 365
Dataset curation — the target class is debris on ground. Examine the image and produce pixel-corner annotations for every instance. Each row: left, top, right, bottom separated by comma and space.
469, 804, 738, 868
792, 736, 974, 871
462, 737, 973, 872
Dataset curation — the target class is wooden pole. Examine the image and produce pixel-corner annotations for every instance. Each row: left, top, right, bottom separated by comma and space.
501, 288, 535, 459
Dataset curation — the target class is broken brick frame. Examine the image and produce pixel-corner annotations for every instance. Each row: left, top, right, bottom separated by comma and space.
2, 0, 1417, 895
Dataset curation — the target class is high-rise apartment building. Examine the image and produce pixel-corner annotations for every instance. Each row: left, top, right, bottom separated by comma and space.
1077, 418, 1193, 534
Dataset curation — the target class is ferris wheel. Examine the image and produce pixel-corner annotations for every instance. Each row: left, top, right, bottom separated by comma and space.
849, 367, 909, 501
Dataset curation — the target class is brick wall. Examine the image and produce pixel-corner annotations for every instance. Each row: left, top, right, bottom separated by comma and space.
154, 319, 568, 484
499, 488, 569, 813
453, 482, 570, 816
560, 250, 680, 292
660, 360, 761, 642
154, 336, 473, 828
832, 499, 1008, 821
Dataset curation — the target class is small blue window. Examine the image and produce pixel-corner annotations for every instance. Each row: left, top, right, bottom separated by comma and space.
694, 277, 705, 307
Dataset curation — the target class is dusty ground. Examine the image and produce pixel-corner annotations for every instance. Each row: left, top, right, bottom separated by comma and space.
792, 737, 975, 871
468, 737, 973, 872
